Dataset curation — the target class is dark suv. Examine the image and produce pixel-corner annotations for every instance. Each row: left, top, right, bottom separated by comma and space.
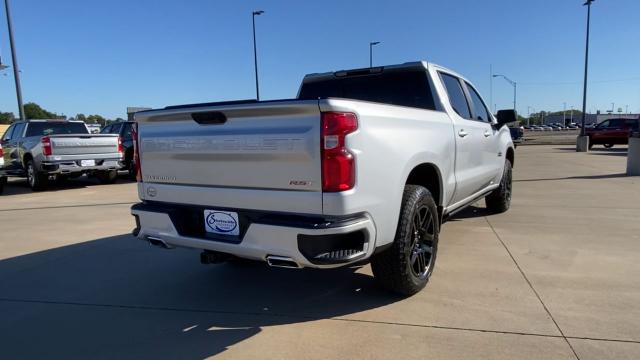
101, 122, 135, 177
585, 118, 640, 149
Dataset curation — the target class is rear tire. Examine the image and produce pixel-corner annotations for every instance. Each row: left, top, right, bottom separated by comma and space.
604, 144, 614, 149
96, 170, 118, 184
0, 176, 6, 194
371, 185, 439, 296
26, 160, 49, 191
485, 160, 512, 214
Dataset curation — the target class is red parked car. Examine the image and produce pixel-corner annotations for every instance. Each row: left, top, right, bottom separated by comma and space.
585, 118, 640, 149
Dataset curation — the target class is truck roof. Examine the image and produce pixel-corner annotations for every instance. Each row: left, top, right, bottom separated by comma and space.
301, 61, 465, 84
14, 119, 86, 123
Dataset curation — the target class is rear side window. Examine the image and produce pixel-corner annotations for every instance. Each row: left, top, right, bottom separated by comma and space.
465, 83, 491, 122
440, 73, 471, 119
12, 123, 27, 138
609, 119, 625, 128
624, 119, 639, 130
110, 123, 123, 134
25, 122, 90, 137
100, 125, 112, 134
2, 124, 15, 141
298, 70, 437, 110
122, 123, 133, 140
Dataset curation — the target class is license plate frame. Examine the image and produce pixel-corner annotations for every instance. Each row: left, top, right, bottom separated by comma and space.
204, 209, 240, 236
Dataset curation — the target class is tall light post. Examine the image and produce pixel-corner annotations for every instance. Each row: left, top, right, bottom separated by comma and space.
252, 10, 264, 101
563, 102, 567, 126
527, 106, 535, 127
578, 0, 595, 151
493, 74, 517, 113
369, 41, 380, 68
4, 0, 25, 120
571, 106, 574, 123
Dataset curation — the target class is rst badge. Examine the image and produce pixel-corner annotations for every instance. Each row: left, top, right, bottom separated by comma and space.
204, 210, 240, 236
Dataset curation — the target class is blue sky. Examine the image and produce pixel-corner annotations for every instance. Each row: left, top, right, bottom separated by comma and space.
1, 0, 639, 119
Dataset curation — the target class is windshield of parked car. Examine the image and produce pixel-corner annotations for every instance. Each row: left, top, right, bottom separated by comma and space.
298, 70, 437, 110
25, 122, 89, 137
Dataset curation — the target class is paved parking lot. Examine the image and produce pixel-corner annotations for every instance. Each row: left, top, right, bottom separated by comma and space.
0, 145, 638, 359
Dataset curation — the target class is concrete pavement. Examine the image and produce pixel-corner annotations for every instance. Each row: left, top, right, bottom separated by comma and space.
0, 145, 638, 359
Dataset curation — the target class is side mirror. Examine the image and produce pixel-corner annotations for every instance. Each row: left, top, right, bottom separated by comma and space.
495, 109, 517, 128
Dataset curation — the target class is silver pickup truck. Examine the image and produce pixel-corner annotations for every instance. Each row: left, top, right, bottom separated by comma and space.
131, 61, 515, 295
0, 120, 123, 191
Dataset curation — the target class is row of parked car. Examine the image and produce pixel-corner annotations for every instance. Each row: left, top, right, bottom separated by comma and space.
524, 123, 581, 131
0, 119, 136, 193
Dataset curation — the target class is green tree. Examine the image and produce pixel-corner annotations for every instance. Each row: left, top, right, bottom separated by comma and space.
24, 102, 57, 119
86, 114, 106, 126
75, 113, 87, 122
0, 112, 16, 124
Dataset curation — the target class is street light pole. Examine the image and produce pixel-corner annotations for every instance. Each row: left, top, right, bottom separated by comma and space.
493, 74, 517, 113
563, 102, 567, 126
4, 0, 25, 120
578, 0, 594, 147
369, 41, 380, 68
252, 10, 264, 101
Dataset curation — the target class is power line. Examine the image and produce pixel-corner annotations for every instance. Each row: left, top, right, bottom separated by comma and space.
519, 77, 640, 86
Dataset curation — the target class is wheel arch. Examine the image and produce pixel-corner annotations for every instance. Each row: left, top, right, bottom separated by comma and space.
22, 152, 34, 167
506, 147, 515, 167
404, 162, 443, 210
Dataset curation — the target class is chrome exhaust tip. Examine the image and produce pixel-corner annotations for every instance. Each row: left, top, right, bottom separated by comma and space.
266, 255, 300, 269
147, 236, 174, 249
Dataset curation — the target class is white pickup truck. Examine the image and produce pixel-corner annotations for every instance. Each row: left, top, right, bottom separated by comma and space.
131, 61, 515, 295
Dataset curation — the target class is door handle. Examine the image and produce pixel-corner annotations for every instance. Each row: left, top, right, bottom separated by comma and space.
458, 129, 469, 138
484, 130, 491, 137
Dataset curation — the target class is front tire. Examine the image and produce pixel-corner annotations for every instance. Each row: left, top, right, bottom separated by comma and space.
485, 160, 512, 214
26, 160, 49, 191
371, 185, 439, 296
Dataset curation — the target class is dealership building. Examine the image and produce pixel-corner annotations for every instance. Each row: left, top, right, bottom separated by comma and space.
540, 113, 639, 126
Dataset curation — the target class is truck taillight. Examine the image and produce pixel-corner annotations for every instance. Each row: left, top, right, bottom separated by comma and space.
117, 136, 124, 154
41, 136, 52, 156
131, 123, 142, 182
0, 146, 3, 157
321, 112, 358, 192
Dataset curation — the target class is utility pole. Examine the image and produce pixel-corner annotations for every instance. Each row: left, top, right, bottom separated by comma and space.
252, 10, 264, 101
4, 0, 25, 120
369, 41, 380, 67
490, 64, 493, 113
493, 74, 517, 113
578, 0, 595, 151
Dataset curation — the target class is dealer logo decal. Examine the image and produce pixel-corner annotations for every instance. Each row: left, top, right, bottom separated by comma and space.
206, 212, 238, 233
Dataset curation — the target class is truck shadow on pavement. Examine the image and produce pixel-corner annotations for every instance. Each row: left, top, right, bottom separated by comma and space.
0, 234, 401, 359
2, 175, 136, 196
513, 173, 628, 182
554, 146, 628, 156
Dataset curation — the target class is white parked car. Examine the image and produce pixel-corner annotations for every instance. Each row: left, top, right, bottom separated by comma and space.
0, 142, 6, 194
130, 61, 516, 295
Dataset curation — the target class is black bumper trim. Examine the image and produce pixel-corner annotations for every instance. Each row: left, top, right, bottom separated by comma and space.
131, 201, 368, 244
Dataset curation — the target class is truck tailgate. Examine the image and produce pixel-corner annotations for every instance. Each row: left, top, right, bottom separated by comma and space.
49, 134, 120, 156
135, 100, 323, 211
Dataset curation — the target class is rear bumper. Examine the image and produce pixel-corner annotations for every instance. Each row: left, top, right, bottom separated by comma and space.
41, 158, 123, 174
131, 202, 377, 268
